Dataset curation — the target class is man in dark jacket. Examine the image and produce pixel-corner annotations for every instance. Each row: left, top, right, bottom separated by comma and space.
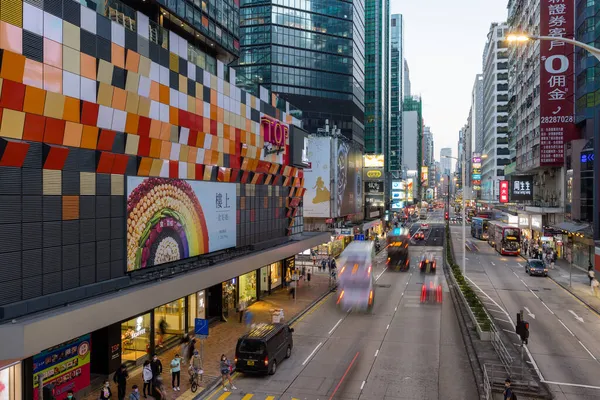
113, 364, 129, 400
150, 355, 163, 393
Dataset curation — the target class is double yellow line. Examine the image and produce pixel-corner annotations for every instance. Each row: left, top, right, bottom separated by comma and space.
203, 292, 334, 400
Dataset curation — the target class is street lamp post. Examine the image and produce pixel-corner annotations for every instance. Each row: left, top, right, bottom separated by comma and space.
443, 155, 467, 276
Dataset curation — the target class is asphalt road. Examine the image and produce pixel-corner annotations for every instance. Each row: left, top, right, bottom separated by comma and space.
203, 223, 477, 400
451, 225, 600, 400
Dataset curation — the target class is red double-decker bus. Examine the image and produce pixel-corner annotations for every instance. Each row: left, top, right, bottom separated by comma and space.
487, 221, 520, 256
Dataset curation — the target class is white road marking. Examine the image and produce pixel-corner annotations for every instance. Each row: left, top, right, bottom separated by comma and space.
524, 306, 535, 319
302, 342, 323, 366
543, 380, 600, 390
328, 318, 343, 335
386, 324, 390, 330
466, 277, 544, 381
579, 341, 597, 361
496, 318, 512, 323
502, 328, 518, 336
375, 267, 387, 281
360, 381, 366, 390
489, 309, 505, 314
520, 279, 528, 288
374, 349, 379, 357
490, 262, 495, 266
529, 289, 540, 299
394, 307, 397, 311
558, 320, 575, 337
512, 271, 519, 278
569, 310, 584, 323
542, 302, 555, 315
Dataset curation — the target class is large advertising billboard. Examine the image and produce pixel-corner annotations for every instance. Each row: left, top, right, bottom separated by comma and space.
421, 166, 428, 187
365, 181, 384, 194
335, 140, 363, 216
539, 0, 575, 166
363, 154, 384, 167
33, 335, 91, 400
126, 178, 236, 271
303, 136, 332, 218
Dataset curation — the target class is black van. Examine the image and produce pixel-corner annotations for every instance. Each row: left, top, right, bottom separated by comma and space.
235, 323, 294, 375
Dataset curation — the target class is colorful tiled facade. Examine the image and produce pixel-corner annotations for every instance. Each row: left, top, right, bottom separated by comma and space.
0, 0, 305, 308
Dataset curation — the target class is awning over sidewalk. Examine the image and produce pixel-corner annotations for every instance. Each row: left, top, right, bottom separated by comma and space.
553, 221, 589, 233
363, 219, 382, 230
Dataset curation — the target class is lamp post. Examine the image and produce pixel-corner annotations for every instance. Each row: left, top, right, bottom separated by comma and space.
507, 33, 600, 271
443, 155, 467, 276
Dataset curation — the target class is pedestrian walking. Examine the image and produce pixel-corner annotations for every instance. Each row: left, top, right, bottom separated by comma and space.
307, 271, 311, 286
503, 378, 514, 399
151, 377, 167, 400
99, 380, 112, 400
591, 278, 600, 297
220, 354, 236, 392
170, 353, 181, 391
186, 334, 197, 364
150, 354, 162, 393
588, 265, 595, 285
244, 309, 254, 329
238, 301, 245, 323
128, 385, 140, 400
66, 390, 76, 400
157, 318, 168, 348
113, 364, 128, 400
142, 360, 152, 398
179, 333, 190, 363
321, 258, 326, 272
289, 279, 296, 299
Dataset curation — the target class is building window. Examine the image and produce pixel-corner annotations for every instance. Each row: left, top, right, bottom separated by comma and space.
239, 271, 257, 305
188, 290, 206, 326
121, 314, 151, 363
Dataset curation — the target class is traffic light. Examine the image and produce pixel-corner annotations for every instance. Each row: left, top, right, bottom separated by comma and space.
445, 211, 449, 220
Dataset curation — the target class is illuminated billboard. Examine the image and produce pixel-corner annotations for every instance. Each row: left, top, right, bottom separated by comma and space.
421, 166, 429, 187
363, 154, 385, 167
126, 177, 237, 272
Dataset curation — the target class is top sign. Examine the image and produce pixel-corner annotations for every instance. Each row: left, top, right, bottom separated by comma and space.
499, 180, 509, 203
510, 176, 534, 202
261, 116, 289, 147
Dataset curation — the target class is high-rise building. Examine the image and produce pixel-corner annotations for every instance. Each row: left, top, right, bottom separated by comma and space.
403, 96, 422, 198
0, 0, 326, 391
390, 14, 404, 175
440, 148, 452, 177
481, 23, 510, 202
364, 0, 390, 154
423, 127, 434, 167
237, 0, 366, 145
404, 59, 411, 97
472, 74, 484, 154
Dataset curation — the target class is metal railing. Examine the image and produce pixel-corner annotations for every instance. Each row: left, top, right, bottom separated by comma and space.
483, 364, 492, 400
490, 323, 514, 367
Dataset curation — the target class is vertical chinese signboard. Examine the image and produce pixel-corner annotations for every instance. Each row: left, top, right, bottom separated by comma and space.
539, 0, 575, 166
499, 180, 509, 203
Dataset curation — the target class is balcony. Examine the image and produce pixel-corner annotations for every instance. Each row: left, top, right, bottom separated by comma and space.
525, 201, 564, 214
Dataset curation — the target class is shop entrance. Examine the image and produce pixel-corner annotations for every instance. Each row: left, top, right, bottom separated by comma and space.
120, 313, 151, 367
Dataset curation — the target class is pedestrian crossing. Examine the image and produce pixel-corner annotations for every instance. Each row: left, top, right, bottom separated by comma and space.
215, 393, 300, 400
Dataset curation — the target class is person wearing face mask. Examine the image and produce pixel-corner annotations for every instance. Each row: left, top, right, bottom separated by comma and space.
99, 380, 112, 400
142, 360, 153, 398
65, 390, 76, 400
113, 364, 129, 400
128, 385, 140, 400
150, 354, 163, 393
219, 354, 236, 392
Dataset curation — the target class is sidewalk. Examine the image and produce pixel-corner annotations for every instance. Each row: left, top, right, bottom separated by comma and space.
81, 271, 333, 400
521, 254, 600, 315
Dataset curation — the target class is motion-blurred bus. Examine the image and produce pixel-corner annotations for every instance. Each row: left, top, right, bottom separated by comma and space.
471, 217, 490, 240
387, 227, 410, 271
487, 221, 520, 256
336, 241, 375, 312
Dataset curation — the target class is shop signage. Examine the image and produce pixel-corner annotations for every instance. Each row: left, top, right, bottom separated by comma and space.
539, 0, 575, 166
110, 343, 120, 361
194, 318, 209, 337
421, 167, 428, 186
370, 210, 380, 218
366, 170, 382, 178
391, 201, 403, 210
499, 180, 509, 203
261, 116, 289, 156
365, 181, 384, 194
365, 194, 384, 205
391, 191, 405, 200
284, 256, 295, 272
531, 215, 542, 231
510, 176, 534, 201
335, 229, 353, 236
33, 335, 91, 400
391, 181, 405, 190
518, 215, 530, 229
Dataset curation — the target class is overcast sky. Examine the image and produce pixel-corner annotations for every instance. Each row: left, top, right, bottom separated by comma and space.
391, 0, 508, 164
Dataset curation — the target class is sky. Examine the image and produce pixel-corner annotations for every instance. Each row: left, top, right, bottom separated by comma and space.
391, 0, 508, 164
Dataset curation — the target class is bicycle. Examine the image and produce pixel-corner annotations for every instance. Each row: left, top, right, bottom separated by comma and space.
189, 368, 203, 392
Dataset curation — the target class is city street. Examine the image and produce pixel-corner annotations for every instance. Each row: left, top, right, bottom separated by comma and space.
450, 224, 600, 400
202, 222, 477, 400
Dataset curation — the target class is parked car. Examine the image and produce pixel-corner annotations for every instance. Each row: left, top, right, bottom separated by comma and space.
235, 323, 294, 375
525, 259, 548, 277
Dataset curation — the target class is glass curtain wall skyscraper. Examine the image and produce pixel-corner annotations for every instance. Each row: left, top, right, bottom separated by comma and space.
364, 0, 390, 154
390, 14, 404, 175
237, 0, 366, 144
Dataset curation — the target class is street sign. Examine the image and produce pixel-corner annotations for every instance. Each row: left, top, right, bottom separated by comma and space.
194, 318, 209, 336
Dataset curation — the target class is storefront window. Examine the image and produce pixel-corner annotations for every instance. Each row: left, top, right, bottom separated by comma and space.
239, 271, 257, 306
0, 363, 22, 400
222, 280, 237, 318
260, 262, 282, 295
155, 298, 186, 346
121, 314, 150, 363
271, 262, 282, 288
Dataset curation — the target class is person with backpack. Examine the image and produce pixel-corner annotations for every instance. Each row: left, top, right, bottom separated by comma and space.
503, 378, 516, 399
